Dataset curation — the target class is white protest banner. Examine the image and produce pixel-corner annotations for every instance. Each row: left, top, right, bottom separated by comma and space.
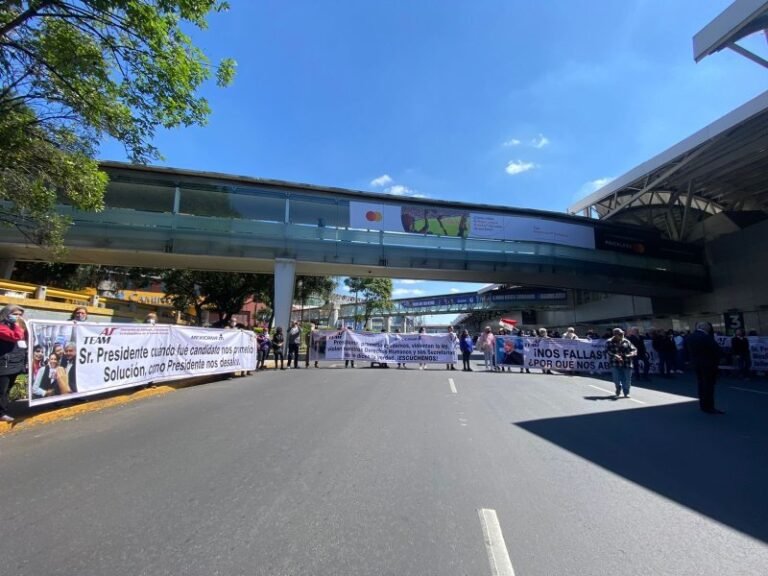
715, 335, 768, 372
497, 336, 649, 373
27, 321, 257, 406
310, 330, 456, 364
747, 337, 768, 372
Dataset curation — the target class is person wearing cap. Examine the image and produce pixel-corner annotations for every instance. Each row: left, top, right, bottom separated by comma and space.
0, 304, 28, 422
605, 327, 637, 398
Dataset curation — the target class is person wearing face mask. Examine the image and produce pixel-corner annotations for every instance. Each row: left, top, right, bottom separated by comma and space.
0, 305, 28, 423
70, 307, 88, 322
144, 312, 158, 325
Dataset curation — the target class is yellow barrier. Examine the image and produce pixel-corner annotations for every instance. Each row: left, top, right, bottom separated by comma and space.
0, 280, 183, 323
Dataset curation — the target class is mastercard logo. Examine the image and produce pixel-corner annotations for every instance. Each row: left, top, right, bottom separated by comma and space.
366, 211, 383, 222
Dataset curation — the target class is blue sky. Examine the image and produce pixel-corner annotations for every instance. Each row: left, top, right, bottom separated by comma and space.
100, 0, 767, 302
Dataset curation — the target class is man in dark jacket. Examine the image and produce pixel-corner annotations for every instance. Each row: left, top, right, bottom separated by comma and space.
628, 327, 650, 381
730, 329, 751, 380
687, 322, 723, 414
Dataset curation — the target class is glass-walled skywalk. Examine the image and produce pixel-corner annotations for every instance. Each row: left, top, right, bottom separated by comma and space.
0, 162, 709, 297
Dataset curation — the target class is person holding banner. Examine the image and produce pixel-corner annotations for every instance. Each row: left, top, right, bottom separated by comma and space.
446, 326, 458, 371
0, 304, 28, 423
537, 328, 554, 375
70, 307, 88, 322
418, 326, 428, 370
605, 328, 637, 398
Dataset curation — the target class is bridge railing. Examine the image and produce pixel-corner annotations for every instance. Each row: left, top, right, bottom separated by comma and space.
57, 203, 707, 278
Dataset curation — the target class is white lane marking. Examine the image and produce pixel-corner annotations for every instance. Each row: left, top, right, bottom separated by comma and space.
478, 508, 515, 576
731, 386, 768, 396
449, 378, 457, 394
588, 384, 646, 405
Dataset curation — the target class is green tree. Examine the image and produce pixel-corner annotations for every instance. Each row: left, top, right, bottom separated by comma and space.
0, 1, 235, 249
162, 270, 271, 327
12, 262, 155, 291
360, 277, 392, 328
296, 276, 336, 307
343, 277, 368, 328
344, 277, 393, 329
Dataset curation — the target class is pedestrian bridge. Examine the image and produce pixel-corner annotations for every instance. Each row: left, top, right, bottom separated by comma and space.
0, 162, 709, 330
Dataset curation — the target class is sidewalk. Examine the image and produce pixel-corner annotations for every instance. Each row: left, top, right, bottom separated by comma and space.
0, 374, 224, 436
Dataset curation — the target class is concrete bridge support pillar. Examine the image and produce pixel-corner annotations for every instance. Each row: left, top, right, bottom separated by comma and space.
273, 258, 296, 335
385, 316, 392, 332
0, 259, 15, 279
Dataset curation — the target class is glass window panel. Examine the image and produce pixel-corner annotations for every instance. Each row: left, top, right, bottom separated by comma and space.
229, 189, 285, 222
178, 186, 286, 222
104, 181, 175, 212
289, 195, 345, 228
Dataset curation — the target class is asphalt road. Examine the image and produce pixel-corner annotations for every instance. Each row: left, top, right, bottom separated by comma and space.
1, 363, 767, 576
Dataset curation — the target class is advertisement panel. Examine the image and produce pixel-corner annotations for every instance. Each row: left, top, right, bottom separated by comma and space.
27, 321, 257, 406
504, 215, 595, 249
349, 202, 593, 248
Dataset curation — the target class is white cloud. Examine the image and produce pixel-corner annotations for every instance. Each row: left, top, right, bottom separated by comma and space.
370, 174, 393, 187
531, 134, 550, 149
384, 184, 426, 198
449, 288, 460, 293
396, 279, 422, 285
502, 138, 521, 147
392, 288, 426, 297
574, 177, 615, 202
587, 177, 614, 192
505, 160, 536, 175
386, 184, 411, 195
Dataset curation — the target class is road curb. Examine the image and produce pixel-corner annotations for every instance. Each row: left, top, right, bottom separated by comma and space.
0, 375, 223, 437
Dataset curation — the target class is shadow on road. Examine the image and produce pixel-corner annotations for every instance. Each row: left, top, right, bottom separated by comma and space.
516, 400, 768, 543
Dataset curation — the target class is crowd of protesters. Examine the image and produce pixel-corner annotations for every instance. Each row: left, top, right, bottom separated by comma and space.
0, 300, 759, 422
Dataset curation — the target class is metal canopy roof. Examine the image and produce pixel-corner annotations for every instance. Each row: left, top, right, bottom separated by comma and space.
693, 0, 768, 66
567, 89, 768, 241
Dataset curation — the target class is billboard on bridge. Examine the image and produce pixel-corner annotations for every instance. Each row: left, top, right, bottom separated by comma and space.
349, 201, 595, 249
